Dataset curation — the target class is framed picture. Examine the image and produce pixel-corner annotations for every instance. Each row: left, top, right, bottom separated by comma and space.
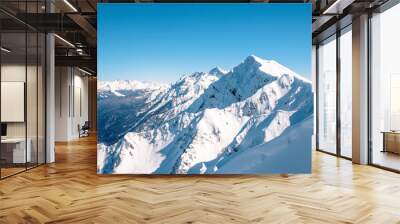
97, 3, 313, 174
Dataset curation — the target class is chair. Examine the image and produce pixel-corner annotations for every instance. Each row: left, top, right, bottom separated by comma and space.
79, 121, 90, 138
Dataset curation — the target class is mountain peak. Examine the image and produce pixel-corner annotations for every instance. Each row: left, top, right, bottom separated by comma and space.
240, 55, 311, 83
244, 54, 265, 64
208, 66, 228, 76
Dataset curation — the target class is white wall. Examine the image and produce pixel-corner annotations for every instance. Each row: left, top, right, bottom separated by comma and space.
55, 67, 69, 141
55, 67, 89, 141
71, 72, 89, 138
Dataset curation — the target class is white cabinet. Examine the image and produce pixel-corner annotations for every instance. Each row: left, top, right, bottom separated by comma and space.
1, 138, 32, 163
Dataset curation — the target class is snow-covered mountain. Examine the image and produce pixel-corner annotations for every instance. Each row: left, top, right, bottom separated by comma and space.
98, 80, 168, 97
97, 80, 168, 145
97, 55, 313, 174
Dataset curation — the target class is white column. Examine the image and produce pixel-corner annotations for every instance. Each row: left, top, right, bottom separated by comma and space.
45, 0, 56, 163
46, 32, 55, 163
352, 14, 369, 164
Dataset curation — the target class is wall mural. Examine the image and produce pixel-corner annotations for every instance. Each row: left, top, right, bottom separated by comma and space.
97, 3, 313, 174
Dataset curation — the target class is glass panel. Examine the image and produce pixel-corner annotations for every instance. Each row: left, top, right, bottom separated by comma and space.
371, 3, 400, 171
318, 35, 337, 154
0, 1, 46, 178
339, 27, 352, 158
27, 31, 38, 169
1, 31, 27, 177
38, 32, 45, 165
26, 0, 39, 169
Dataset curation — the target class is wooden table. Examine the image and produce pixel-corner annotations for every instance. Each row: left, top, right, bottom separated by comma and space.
381, 131, 400, 154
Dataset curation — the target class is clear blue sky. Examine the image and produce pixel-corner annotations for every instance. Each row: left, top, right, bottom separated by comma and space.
98, 3, 311, 83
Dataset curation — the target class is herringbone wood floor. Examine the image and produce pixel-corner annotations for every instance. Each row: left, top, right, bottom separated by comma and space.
1, 135, 400, 224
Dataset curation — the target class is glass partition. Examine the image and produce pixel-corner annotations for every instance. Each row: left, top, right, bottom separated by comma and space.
0, 1, 46, 179
27, 30, 39, 169
317, 35, 337, 154
339, 26, 352, 158
1, 31, 28, 177
38, 32, 45, 165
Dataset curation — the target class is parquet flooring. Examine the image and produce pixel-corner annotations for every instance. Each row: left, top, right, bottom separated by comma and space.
1, 135, 400, 223
0, 167, 26, 178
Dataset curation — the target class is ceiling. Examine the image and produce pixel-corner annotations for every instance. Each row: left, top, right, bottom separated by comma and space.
0, 0, 391, 75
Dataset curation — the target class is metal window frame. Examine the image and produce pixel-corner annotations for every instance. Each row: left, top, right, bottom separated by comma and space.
315, 23, 353, 161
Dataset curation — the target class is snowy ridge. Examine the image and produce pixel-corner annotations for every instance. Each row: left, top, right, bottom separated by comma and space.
98, 80, 168, 91
97, 55, 313, 174
98, 80, 168, 97
247, 55, 311, 83
208, 66, 229, 77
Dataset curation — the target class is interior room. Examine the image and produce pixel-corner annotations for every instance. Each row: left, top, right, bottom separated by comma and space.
370, 2, 400, 171
0, 0, 400, 223
0, 7, 46, 178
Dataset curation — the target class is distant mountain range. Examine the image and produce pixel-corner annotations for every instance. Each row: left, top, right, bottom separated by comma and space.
97, 55, 313, 174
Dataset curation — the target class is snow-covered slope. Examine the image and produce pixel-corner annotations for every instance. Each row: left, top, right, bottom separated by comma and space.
97, 55, 313, 174
191, 116, 313, 174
